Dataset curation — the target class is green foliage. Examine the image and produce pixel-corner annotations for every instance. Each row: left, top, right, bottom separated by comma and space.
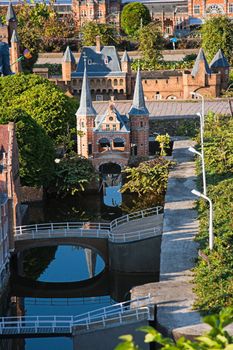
0, 108, 55, 187
121, 158, 172, 197
55, 154, 96, 196
150, 119, 199, 137
138, 22, 163, 65
121, 2, 151, 37
115, 308, 233, 350
201, 16, 233, 64
131, 57, 195, 72
80, 22, 118, 46
0, 74, 77, 142
193, 113, 233, 312
155, 133, 171, 156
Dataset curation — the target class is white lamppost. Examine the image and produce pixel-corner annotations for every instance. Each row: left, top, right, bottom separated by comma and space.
188, 144, 207, 197
191, 189, 214, 250
190, 92, 207, 196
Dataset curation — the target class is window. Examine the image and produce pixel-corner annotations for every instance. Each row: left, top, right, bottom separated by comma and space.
109, 116, 114, 121
140, 121, 143, 127
113, 79, 118, 86
194, 5, 200, 14
88, 59, 92, 65
104, 57, 109, 64
106, 124, 110, 131
229, 3, 233, 12
96, 95, 103, 101
98, 10, 102, 17
113, 124, 117, 131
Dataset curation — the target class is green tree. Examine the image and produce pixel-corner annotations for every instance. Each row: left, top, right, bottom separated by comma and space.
121, 2, 151, 37
0, 108, 55, 187
115, 308, 233, 350
156, 133, 171, 156
201, 16, 233, 64
55, 154, 96, 196
121, 158, 172, 197
80, 22, 118, 46
138, 22, 164, 65
0, 74, 77, 143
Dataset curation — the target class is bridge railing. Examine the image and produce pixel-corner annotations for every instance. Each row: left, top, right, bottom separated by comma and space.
0, 296, 152, 335
110, 206, 163, 231
109, 226, 162, 243
14, 222, 111, 237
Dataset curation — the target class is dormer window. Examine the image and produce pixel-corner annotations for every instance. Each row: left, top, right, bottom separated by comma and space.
109, 116, 114, 121
104, 56, 109, 64
88, 59, 92, 65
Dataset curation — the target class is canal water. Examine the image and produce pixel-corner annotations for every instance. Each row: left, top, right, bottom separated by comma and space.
2, 177, 159, 350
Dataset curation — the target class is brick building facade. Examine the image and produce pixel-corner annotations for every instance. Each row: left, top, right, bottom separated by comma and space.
76, 63, 149, 169
72, 0, 121, 28
0, 123, 21, 289
58, 37, 229, 102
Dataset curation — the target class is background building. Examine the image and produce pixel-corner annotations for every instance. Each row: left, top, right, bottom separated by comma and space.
0, 123, 21, 290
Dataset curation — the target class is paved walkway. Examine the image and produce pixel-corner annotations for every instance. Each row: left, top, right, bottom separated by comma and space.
131, 138, 210, 339
112, 214, 163, 235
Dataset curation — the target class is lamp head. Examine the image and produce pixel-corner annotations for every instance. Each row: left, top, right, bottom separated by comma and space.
191, 189, 202, 197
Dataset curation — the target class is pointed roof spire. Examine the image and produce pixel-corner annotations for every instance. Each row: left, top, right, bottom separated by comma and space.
11, 29, 18, 43
128, 67, 149, 116
63, 46, 76, 64
191, 48, 211, 77
76, 62, 96, 117
210, 49, 230, 69
121, 50, 130, 62
6, 3, 16, 23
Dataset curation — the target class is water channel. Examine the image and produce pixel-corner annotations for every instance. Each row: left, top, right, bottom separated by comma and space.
1, 172, 160, 350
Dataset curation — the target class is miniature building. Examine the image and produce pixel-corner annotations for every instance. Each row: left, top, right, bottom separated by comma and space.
59, 38, 229, 101
71, 0, 121, 29
76, 62, 149, 169
0, 123, 21, 289
0, 3, 22, 74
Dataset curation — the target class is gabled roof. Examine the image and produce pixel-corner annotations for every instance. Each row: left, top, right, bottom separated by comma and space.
94, 105, 130, 132
73, 46, 124, 77
210, 49, 230, 69
11, 30, 18, 43
76, 64, 96, 117
121, 50, 130, 63
6, 3, 16, 22
128, 68, 149, 116
63, 46, 76, 64
191, 48, 211, 77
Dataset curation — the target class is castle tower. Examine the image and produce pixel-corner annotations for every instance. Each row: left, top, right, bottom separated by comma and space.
10, 30, 21, 73
62, 46, 76, 82
76, 63, 96, 158
128, 68, 149, 157
121, 50, 131, 74
191, 48, 211, 84
6, 3, 17, 45
210, 49, 230, 90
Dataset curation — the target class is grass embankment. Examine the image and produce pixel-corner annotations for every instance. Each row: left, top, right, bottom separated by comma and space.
193, 113, 233, 312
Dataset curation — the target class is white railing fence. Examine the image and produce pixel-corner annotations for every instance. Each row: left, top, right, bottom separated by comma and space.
110, 206, 163, 230
13, 206, 163, 243
0, 295, 153, 335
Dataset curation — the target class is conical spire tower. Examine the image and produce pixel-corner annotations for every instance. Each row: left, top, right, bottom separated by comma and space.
76, 63, 96, 117
129, 68, 149, 116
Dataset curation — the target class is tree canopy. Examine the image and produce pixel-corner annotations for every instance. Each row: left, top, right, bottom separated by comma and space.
121, 2, 151, 36
138, 22, 164, 68
80, 22, 118, 46
201, 16, 233, 64
0, 107, 55, 187
0, 74, 77, 142
54, 154, 96, 196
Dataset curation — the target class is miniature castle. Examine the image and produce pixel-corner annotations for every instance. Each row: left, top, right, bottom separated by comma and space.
59, 37, 229, 101
0, 3, 22, 75
76, 61, 149, 169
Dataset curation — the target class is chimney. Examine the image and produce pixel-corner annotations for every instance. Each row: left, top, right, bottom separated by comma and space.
96, 35, 101, 53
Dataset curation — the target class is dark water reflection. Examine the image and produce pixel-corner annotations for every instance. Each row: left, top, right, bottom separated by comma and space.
22, 246, 105, 283
3, 190, 160, 350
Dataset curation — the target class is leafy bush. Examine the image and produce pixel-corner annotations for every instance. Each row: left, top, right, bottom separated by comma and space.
121, 2, 151, 37
193, 113, 233, 311
115, 307, 233, 350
